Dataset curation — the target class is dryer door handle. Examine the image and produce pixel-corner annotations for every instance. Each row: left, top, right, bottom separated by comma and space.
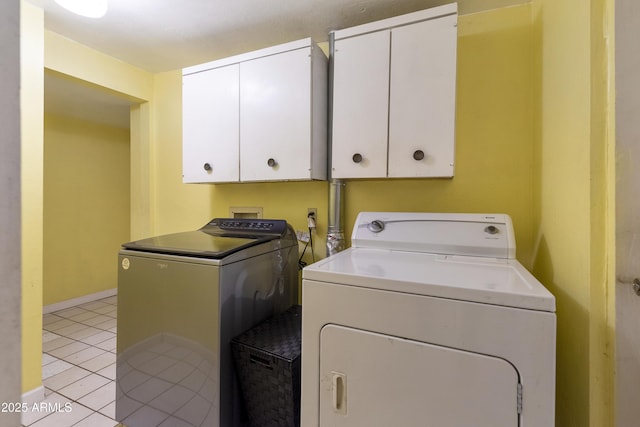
332, 372, 348, 415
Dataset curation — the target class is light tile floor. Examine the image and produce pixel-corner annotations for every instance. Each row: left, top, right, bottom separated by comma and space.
22, 296, 120, 427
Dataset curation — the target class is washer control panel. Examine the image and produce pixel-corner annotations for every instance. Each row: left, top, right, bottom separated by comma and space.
204, 218, 288, 236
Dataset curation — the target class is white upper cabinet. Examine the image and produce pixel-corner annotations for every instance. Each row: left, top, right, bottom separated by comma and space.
331, 30, 390, 179
182, 38, 327, 183
388, 13, 458, 178
241, 47, 320, 181
182, 64, 240, 183
331, 4, 458, 179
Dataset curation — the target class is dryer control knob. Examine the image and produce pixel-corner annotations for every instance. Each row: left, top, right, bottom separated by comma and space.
368, 220, 385, 233
485, 225, 499, 235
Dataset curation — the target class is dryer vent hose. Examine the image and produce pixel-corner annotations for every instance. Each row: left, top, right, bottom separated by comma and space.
327, 179, 346, 257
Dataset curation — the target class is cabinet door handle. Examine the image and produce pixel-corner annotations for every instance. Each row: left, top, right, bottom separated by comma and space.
352, 153, 363, 164
267, 158, 277, 168
203, 162, 212, 171
413, 150, 425, 161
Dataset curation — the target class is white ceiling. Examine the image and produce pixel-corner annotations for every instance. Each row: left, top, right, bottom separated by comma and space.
29, 0, 529, 129
33, 0, 460, 73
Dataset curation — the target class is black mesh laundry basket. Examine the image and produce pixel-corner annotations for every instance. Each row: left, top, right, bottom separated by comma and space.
231, 305, 302, 427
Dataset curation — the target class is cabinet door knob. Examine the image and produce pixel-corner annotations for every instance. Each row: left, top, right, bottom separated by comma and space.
203, 163, 212, 171
267, 158, 277, 167
413, 150, 425, 161
352, 153, 363, 164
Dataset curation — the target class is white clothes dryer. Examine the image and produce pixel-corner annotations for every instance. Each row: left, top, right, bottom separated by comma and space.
301, 212, 556, 427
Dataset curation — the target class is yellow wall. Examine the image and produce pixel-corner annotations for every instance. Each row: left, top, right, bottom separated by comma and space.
149, 4, 615, 424
20, 8, 153, 394
151, 6, 535, 269
531, 0, 614, 425
151, 70, 331, 265
43, 114, 130, 305
44, 31, 152, 103
44, 29, 155, 241
346, 5, 535, 265
20, 0, 44, 394
21, 2, 615, 423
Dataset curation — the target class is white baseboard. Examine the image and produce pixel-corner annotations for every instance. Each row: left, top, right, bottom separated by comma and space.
43, 288, 117, 314
22, 385, 44, 405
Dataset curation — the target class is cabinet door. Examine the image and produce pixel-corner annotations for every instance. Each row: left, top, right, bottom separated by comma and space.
388, 14, 457, 177
239, 48, 312, 181
182, 65, 240, 183
332, 31, 390, 179
319, 325, 519, 427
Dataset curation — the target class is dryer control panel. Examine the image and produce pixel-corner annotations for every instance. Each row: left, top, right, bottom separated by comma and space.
351, 212, 516, 259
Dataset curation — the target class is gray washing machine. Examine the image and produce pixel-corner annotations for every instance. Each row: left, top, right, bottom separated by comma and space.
116, 218, 298, 427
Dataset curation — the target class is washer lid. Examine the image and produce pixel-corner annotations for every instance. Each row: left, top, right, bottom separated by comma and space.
302, 248, 556, 312
122, 218, 293, 259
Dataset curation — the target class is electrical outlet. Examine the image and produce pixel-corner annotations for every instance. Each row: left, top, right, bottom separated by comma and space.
296, 230, 310, 243
307, 208, 317, 220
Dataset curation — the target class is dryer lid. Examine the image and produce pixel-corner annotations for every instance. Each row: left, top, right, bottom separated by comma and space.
311, 212, 554, 311
303, 248, 556, 312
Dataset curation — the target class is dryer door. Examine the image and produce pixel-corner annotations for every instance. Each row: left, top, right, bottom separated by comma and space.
319, 325, 520, 427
